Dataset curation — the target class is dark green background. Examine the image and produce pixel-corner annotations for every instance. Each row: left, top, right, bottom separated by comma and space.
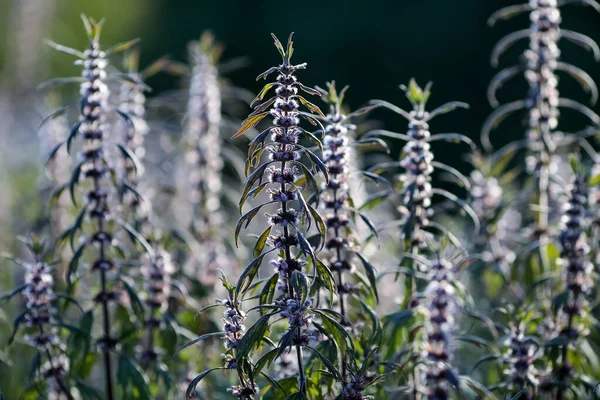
40, 0, 600, 155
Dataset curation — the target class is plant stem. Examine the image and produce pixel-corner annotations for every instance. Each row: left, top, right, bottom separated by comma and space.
296, 331, 307, 397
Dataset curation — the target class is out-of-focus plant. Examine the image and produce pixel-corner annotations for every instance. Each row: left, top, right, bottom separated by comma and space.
43, 16, 151, 399
1, 236, 79, 399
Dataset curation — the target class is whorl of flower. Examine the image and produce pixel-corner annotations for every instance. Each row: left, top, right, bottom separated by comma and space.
502, 324, 540, 400
140, 248, 175, 362
116, 49, 153, 235
233, 33, 328, 398
341, 373, 372, 400
184, 33, 230, 276
420, 258, 459, 400
469, 168, 517, 271
370, 80, 469, 251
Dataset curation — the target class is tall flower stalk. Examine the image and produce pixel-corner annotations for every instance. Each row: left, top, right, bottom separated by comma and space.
1, 237, 75, 399
368, 80, 471, 254
502, 322, 541, 399
484, 0, 600, 245
184, 33, 231, 278
316, 82, 382, 385
114, 49, 180, 372
45, 16, 143, 399
231, 33, 334, 398
420, 256, 460, 400
553, 165, 593, 399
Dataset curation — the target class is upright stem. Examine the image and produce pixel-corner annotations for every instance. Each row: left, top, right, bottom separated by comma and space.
296, 331, 307, 396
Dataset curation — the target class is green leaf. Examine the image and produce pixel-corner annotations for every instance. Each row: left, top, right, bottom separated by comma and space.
316, 310, 353, 354
251, 83, 277, 107
271, 33, 285, 57
355, 138, 390, 153
68, 160, 85, 205
259, 274, 279, 314
186, 368, 226, 399
67, 242, 86, 288
239, 162, 272, 211
256, 67, 278, 81
235, 202, 274, 247
291, 270, 309, 302
298, 96, 325, 117
236, 313, 272, 361
0, 284, 26, 301
254, 226, 273, 257
307, 203, 326, 246
75, 378, 103, 400
121, 277, 145, 323
253, 348, 279, 376
315, 259, 336, 302
105, 38, 141, 55
306, 345, 342, 381
232, 111, 269, 139
116, 143, 144, 176
354, 252, 379, 302
236, 253, 269, 300
359, 190, 391, 210
117, 355, 151, 400
174, 332, 225, 356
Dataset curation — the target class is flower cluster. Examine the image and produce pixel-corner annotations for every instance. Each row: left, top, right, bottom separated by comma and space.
371, 80, 468, 251
4, 239, 75, 399
319, 82, 359, 313
502, 324, 540, 399
523, 0, 561, 174
117, 53, 151, 235
341, 373, 373, 400
470, 169, 516, 271
221, 298, 247, 370
232, 33, 328, 398
557, 175, 592, 344
24, 261, 71, 399
421, 258, 458, 399
140, 248, 175, 362
184, 33, 229, 277
399, 114, 433, 250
